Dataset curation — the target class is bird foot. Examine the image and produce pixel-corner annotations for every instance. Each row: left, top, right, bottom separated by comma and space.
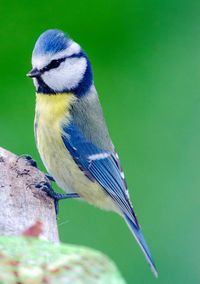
18, 155, 55, 182
18, 154, 38, 168
45, 174, 55, 182
34, 181, 80, 214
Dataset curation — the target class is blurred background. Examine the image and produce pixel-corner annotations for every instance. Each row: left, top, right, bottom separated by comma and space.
1, 0, 200, 282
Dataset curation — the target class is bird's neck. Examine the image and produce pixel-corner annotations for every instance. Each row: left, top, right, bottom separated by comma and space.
35, 92, 76, 130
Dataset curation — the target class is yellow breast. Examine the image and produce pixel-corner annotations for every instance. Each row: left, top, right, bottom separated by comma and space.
34, 93, 119, 213
35, 93, 76, 190
35, 92, 75, 127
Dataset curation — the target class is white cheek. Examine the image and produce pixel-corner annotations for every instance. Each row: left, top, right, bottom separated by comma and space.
41, 57, 87, 91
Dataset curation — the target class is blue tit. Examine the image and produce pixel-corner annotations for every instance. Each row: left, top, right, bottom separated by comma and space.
27, 29, 157, 277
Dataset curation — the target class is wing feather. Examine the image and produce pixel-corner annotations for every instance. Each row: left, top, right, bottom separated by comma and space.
62, 121, 139, 226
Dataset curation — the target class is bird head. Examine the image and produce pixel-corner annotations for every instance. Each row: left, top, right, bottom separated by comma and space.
27, 29, 93, 97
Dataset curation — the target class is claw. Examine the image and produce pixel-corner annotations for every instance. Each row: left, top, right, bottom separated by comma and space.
18, 154, 37, 168
18, 155, 56, 184
45, 174, 55, 182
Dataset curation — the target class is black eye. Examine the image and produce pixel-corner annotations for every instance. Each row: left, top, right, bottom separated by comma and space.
42, 58, 66, 73
48, 59, 60, 69
41, 57, 66, 73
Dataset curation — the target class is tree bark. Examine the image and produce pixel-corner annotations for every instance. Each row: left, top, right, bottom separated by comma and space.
0, 147, 59, 242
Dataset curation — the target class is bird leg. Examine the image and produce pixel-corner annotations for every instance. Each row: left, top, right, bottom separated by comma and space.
34, 181, 80, 214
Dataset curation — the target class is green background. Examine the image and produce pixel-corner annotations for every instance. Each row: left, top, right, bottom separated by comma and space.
1, 0, 200, 283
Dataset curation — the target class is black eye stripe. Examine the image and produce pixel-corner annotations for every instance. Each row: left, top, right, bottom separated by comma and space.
42, 57, 66, 72
41, 52, 84, 73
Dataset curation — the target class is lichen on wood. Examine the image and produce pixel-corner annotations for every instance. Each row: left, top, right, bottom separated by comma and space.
0, 236, 126, 283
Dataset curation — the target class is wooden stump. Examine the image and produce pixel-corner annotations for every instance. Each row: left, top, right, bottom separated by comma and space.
0, 147, 59, 242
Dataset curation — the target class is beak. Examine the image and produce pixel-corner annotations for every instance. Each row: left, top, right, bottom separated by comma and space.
27, 68, 41, 78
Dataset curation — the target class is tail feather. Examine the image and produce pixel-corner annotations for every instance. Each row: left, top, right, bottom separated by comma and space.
124, 214, 158, 278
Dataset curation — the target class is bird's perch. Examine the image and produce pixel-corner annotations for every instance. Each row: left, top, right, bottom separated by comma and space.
0, 146, 126, 283
0, 147, 59, 241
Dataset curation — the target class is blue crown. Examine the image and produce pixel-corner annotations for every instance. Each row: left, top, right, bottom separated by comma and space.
33, 29, 70, 55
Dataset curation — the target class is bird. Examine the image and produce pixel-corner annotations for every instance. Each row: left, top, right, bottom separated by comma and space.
27, 29, 157, 277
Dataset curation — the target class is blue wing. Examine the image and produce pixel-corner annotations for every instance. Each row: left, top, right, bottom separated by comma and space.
61, 121, 157, 277
62, 121, 139, 226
